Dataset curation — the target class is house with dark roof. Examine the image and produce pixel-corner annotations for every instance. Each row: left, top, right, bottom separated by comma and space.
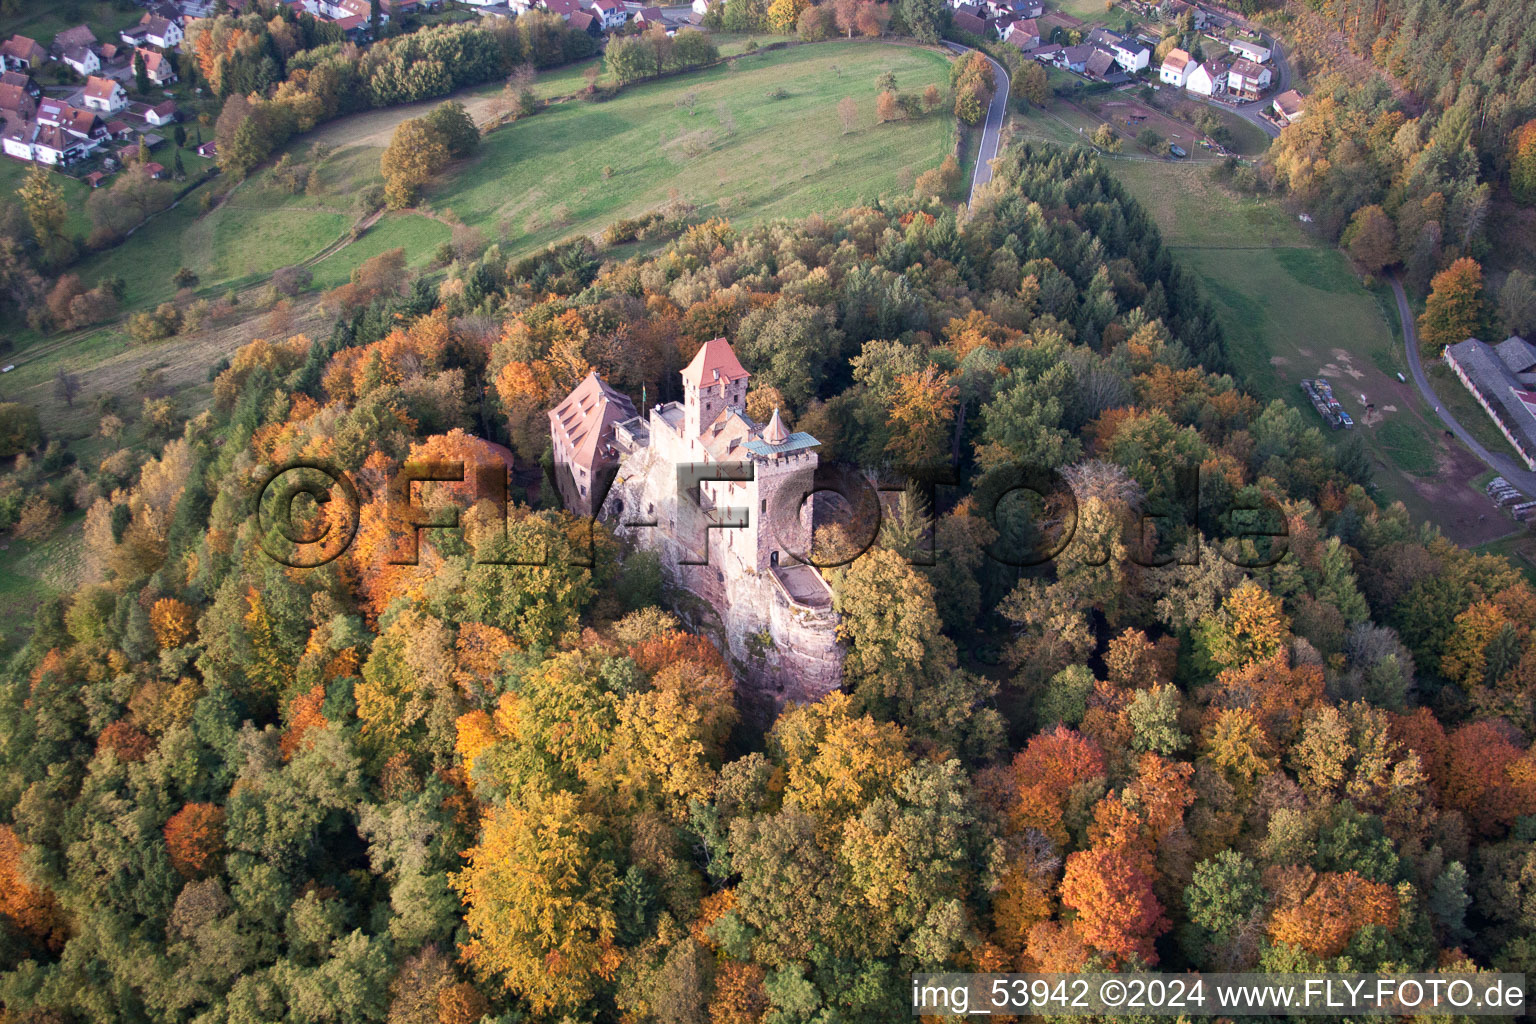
1445, 336, 1536, 470
1, 35, 48, 71
951, 7, 989, 37
61, 45, 100, 76
635, 6, 666, 24
120, 14, 183, 50
567, 9, 600, 34
1059, 42, 1095, 73
1084, 46, 1118, 78
53, 25, 97, 52
146, 100, 178, 126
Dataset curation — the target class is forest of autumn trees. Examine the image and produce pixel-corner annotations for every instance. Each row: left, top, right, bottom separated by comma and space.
1, 144, 1535, 1024
1263, 0, 1536, 296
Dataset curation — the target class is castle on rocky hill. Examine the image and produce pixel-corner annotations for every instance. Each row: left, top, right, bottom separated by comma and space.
547, 337, 843, 719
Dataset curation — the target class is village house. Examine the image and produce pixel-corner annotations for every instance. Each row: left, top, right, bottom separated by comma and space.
1158, 47, 1193, 86
121, 14, 184, 51
136, 48, 178, 86
1001, 17, 1040, 48
3, 122, 89, 164
1088, 28, 1149, 71
691, 0, 712, 16
1162, 0, 1206, 29
82, 75, 126, 114
544, 0, 587, 20
53, 25, 98, 55
196, 139, 216, 158
37, 98, 109, 148
1184, 54, 1227, 95
1227, 56, 1270, 99
0, 81, 35, 121
1058, 43, 1095, 74
590, 0, 628, 29
145, 100, 178, 127
634, 6, 666, 25
1083, 47, 1117, 79
1271, 88, 1304, 123
559, 337, 843, 718
1227, 37, 1271, 63
950, 6, 989, 37
1, 70, 41, 99
567, 10, 600, 36
1, 35, 48, 72
61, 45, 100, 76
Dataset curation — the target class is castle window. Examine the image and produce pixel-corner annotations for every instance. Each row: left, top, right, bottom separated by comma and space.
770, 550, 778, 567
761, 498, 766, 513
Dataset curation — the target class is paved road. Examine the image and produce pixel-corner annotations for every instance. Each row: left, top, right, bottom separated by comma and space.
944, 42, 1010, 206
1392, 274, 1536, 497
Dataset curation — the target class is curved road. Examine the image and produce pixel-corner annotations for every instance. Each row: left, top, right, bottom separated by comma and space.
1392, 274, 1536, 497
944, 42, 1011, 206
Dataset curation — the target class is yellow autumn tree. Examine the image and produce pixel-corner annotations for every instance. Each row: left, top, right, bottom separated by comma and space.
1198, 578, 1290, 671
150, 597, 197, 649
454, 789, 621, 1015
768, 691, 911, 826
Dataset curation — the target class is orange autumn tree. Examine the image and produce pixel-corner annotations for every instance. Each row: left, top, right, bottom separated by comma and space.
164, 803, 227, 878
0, 825, 66, 950
1010, 725, 1106, 843
1059, 845, 1168, 964
885, 366, 959, 469
1269, 870, 1398, 957
280, 684, 329, 761
349, 430, 515, 619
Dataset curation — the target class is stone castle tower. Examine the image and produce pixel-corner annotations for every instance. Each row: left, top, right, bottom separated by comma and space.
548, 337, 843, 720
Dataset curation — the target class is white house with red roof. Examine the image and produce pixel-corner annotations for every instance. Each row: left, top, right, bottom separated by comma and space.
1159, 47, 1193, 86
1, 35, 47, 71
82, 75, 126, 114
590, 0, 628, 28
135, 47, 177, 85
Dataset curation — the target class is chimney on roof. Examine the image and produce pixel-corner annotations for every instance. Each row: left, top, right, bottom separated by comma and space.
763, 407, 789, 445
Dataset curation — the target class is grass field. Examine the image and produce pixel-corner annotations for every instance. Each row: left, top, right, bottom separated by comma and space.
60, 40, 956, 315
429, 42, 956, 254
0, 1, 142, 51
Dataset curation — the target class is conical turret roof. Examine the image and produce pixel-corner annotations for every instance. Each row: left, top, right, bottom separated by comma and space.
763, 407, 789, 445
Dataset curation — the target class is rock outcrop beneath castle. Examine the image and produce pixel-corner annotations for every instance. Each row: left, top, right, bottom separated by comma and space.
599, 438, 843, 723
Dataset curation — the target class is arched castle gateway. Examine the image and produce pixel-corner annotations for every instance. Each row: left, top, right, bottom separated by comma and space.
548, 337, 843, 719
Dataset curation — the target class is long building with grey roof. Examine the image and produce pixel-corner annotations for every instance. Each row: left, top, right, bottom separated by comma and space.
1443, 335, 1536, 470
